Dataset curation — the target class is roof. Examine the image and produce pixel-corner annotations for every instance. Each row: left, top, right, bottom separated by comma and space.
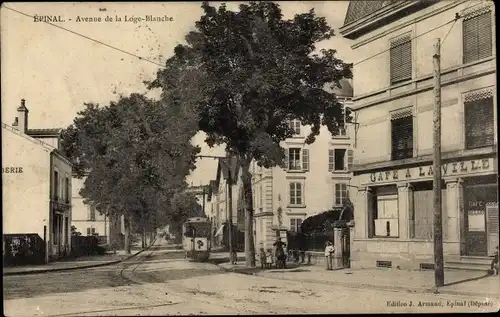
343, 1, 395, 25
330, 78, 353, 98
27, 128, 62, 137
215, 156, 240, 188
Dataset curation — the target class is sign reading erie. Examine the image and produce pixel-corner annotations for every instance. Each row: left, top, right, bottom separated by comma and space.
365, 158, 494, 185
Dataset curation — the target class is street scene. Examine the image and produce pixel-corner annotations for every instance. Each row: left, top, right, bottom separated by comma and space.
2, 1, 499, 316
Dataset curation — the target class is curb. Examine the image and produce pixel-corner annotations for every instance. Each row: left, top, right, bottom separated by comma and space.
3, 239, 158, 276
214, 262, 498, 298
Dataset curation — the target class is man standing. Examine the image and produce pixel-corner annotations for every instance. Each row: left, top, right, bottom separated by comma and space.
325, 241, 335, 270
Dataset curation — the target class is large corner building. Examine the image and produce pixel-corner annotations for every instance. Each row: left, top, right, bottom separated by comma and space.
340, 0, 498, 269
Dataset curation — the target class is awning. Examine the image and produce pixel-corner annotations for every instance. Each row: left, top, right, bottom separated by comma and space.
214, 224, 225, 237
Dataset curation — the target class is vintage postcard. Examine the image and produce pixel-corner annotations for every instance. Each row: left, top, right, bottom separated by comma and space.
2, 1, 499, 315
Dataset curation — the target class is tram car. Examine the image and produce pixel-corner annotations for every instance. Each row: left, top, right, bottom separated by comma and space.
182, 217, 211, 262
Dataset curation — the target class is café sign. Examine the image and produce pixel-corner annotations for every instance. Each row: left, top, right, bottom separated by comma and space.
364, 158, 495, 185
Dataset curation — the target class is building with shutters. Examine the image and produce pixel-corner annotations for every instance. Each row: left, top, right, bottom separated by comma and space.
340, 0, 497, 269
251, 79, 354, 251
207, 157, 245, 250
3, 100, 73, 261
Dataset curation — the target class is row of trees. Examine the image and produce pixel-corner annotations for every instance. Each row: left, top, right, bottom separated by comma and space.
62, 1, 352, 265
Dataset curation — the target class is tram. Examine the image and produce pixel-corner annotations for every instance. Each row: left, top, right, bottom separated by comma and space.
182, 217, 211, 262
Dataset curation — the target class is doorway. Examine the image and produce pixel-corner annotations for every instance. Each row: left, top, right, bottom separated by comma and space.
463, 181, 497, 257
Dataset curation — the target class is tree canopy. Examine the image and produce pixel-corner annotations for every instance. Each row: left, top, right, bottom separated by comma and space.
148, 1, 353, 267
61, 93, 201, 238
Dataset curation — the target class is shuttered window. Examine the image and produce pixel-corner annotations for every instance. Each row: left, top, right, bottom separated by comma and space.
334, 149, 346, 171
347, 150, 354, 170
328, 150, 334, 172
302, 149, 309, 171
463, 8, 492, 64
288, 148, 301, 171
464, 90, 494, 149
391, 110, 413, 160
390, 34, 412, 84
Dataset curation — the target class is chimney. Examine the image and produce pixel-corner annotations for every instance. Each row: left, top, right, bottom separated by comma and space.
17, 99, 29, 133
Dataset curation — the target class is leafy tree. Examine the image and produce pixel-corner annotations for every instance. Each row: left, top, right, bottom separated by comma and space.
168, 191, 204, 242
61, 93, 200, 253
148, 1, 352, 266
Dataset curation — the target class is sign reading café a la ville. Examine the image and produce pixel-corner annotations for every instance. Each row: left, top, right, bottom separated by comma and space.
362, 158, 495, 185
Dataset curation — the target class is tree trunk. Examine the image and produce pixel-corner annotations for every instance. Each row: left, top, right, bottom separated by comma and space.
240, 157, 256, 267
124, 216, 131, 254
142, 228, 146, 248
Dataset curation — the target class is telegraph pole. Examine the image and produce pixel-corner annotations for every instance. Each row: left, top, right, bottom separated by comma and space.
433, 38, 444, 288
227, 165, 234, 264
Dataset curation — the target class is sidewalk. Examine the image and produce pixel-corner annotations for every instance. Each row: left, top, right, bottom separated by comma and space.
3, 243, 150, 276
217, 260, 500, 298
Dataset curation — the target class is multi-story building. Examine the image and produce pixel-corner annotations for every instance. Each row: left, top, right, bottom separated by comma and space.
207, 157, 244, 249
340, 0, 497, 269
252, 79, 354, 251
71, 173, 125, 244
3, 100, 72, 260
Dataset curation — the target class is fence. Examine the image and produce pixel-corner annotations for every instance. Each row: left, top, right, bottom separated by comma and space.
3, 234, 46, 266
287, 230, 335, 252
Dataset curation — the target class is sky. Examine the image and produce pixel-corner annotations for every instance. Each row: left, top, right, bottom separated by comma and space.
1, 1, 360, 186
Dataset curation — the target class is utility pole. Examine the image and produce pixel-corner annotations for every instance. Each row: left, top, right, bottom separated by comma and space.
202, 186, 206, 216
227, 164, 234, 264
432, 38, 444, 288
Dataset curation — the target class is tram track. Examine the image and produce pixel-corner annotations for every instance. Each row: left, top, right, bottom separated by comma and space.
113, 246, 263, 314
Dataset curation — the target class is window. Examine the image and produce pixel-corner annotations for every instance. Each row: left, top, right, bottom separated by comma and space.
334, 149, 346, 171
64, 177, 70, 202
259, 185, 263, 210
332, 105, 348, 137
390, 34, 412, 84
290, 218, 303, 232
334, 183, 348, 206
391, 112, 413, 160
88, 204, 96, 221
289, 182, 303, 206
464, 90, 494, 149
289, 119, 301, 135
285, 148, 309, 171
410, 182, 447, 240
54, 171, 59, 200
463, 8, 492, 64
372, 187, 399, 238
86, 227, 96, 236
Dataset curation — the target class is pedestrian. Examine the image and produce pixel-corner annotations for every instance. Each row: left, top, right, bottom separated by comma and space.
273, 237, 287, 269
491, 246, 498, 275
231, 248, 238, 265
266, 248, 273, 269
325, 241, 334, 271
259, 247, 267, 269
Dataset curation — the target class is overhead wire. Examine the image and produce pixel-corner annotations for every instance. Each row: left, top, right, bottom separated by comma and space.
2, 5, 166, 68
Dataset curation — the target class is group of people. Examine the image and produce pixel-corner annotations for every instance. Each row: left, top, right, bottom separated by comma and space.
259, 237, 288, 269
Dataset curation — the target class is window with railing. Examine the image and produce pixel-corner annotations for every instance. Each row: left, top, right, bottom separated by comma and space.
464, 89, 494, 149
463, 7, 492, 64
391, 111, 413, 161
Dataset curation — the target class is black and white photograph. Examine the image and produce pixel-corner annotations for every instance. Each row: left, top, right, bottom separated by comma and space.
1, 1, 499, 315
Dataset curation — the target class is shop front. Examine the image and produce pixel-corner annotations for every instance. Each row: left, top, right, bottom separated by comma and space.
351, 156, 498, 269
